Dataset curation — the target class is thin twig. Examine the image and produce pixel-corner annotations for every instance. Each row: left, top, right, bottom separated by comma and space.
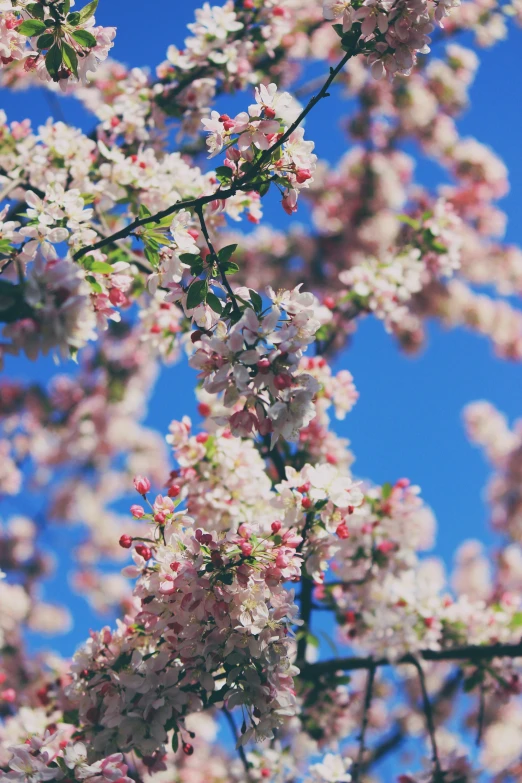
195, 203, 240, 316
409, 656, 443, 782
353, 662, 377, 783
73, 48, 356, 263
476, 681, 486, 747
222, 707, 251, 779
362, 671, 463, 773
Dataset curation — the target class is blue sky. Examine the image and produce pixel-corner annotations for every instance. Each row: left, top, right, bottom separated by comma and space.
2, 2, 522, 659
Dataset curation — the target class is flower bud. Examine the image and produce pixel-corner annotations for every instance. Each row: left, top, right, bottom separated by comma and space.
197, 402, 211, 417
295, 168, 312, 184
182, 743, 194, 756
240, 541, 253, 557
133, 475, 151, 495
130, 505, 144, 519
271, 520, 282, 533
274, 373, 293, 391
119, 535, 133, 549
336, 522, 350, 539
135, 544, 152, 560
257, 357, 271, 373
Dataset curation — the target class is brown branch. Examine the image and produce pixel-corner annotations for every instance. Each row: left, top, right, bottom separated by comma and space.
222, 707, 251, 779
362, 671, 462, 773
352, 662, 376, 783
73, 48, 356, 264
301, 642, 522, 677
409, 656, 443, 781
195, 203, 240, 316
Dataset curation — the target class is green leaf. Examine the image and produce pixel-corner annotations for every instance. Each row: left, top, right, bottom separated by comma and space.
215, 165, 232, 184
186, 278, 208, 310
67, 12, 81, 25
397, 214, 420, 229
138, 203, 152, 220
45, 44, 63, 80
89, 261, 113, 274
27, 3, 45, 20
510, 612, 522, 629
71, 29, 97, 48
249, 289, 262, 313
332, 23, 344, 37
62, 0, 71, 13
206, 292, 223, 314
171, 732, 179, 754
61, 709, 80, 725
18, 19, 47, 36
144, 245, 159, 268
381, 482, 393, 500
221, 261, 239, 275
77, 0, 99, 24
62, 42, 78, 77
217, 244, 237, 264
86, 275, 102, 293
37, 33, 55, 50
179, 253, 200, 264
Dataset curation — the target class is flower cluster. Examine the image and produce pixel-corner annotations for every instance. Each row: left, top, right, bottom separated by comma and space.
189, 285, 330, 445
0, 0, 115, 86
324, 0, 460, 79
202, 82, 316, 215
66, 487, 302, 755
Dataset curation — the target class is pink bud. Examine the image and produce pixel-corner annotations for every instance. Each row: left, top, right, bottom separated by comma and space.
271, 520, 282, 534
119, 535, 133, 549
1, 688, 16, 703
154, 512, 166, 524
134, 475, 151, 495
336, 522, 350, 539
295, 168, 312, 184
257, 357, 271, 373
130, 505, 144, 519
135, 544, 152, 560
274, 373, 293, 391
238, 523, 253, 540
198, 402, 211, 417
109, 287, 127, 307
240, 541, 253, 557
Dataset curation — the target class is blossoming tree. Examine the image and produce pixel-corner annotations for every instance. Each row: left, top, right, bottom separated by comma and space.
0, 0, 522, 781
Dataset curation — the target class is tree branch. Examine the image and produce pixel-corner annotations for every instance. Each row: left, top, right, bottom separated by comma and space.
352, 662, 376, 783
409, 656, 443, 781
362, 671, 462, 773
195, 203, 240, 316
301, 641, 522, 677
73, 48, 356, 264
222, 707, 251, 779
